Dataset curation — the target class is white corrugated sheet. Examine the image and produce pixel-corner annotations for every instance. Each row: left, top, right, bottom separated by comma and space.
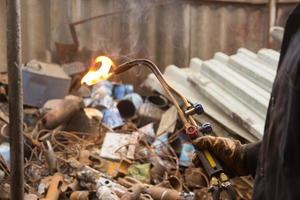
143, 48, 279, 141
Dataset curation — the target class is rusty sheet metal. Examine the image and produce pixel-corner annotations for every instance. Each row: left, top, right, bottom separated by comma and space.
190, 2, 269, 60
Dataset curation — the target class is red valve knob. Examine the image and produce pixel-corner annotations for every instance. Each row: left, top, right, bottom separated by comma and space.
185, 125, 199, 139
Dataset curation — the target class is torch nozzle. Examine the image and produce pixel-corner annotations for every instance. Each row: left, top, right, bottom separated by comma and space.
114, 59, 158, 75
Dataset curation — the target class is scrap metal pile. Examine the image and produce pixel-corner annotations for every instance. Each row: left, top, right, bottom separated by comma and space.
0, 58, 253, 200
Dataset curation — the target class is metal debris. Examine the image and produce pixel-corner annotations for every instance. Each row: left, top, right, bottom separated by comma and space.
0, 70, 254, 199
23, 60, 71, 107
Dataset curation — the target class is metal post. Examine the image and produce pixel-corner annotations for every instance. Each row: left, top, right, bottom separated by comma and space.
6, 0, 24, 199
268, 0, 277, 46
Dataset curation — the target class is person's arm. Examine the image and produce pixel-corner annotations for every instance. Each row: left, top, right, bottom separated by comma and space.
193, 136, 261, 177
243, 141, 261, 176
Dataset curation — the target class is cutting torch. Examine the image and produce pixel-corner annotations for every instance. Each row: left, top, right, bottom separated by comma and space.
113, 59, 236, 200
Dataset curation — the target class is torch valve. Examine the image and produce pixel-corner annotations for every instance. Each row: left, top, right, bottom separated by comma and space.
185, 103, 204, 116
200, 122, 213, 134
185, 124, 199, 139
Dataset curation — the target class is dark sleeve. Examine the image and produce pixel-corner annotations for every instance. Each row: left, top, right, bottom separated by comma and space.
244, 141, 261, 176
277, 4, 300, 69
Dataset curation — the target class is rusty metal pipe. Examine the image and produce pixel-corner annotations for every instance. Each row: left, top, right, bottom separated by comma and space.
145, 186, 185, 200
121, 185, 145, 200
6, 0, 24, 199
42, 95, 83, 129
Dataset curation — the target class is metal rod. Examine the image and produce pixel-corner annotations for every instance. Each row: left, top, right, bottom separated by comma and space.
6, 0, 24, 199
268, 0, 277, 46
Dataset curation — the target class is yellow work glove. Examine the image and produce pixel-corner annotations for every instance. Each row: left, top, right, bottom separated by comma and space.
193, 136, 247, 176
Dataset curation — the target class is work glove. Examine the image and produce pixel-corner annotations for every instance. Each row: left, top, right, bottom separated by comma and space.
193, 136, 247, 176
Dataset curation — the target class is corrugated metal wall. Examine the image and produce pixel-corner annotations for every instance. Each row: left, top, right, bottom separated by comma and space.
0, 0, 297, 83
190, 3, 269, 60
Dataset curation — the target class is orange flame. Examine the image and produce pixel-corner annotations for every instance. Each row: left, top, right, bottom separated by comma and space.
81, 56, 113, 86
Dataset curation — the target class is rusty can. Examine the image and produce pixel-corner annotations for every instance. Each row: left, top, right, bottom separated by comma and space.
117, 93, 143, 119
146, 95, 168, 110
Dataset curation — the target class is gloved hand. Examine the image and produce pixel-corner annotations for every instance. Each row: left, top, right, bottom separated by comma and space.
193, 136, 247, 176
